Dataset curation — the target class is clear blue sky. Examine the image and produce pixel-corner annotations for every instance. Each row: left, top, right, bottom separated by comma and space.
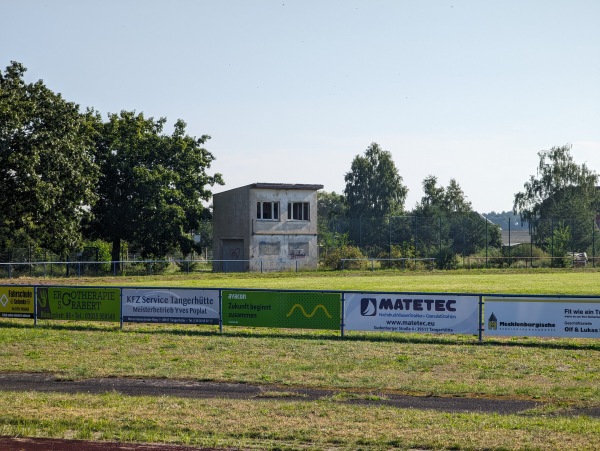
2, 0, 599, 213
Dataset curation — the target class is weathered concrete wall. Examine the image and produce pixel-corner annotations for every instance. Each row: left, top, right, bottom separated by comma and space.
212, 186, 250, 271
213, 185, 321, 272
249, 188, 318, 272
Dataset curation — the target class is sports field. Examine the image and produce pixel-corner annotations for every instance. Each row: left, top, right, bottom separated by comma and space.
1, 269, 599, 450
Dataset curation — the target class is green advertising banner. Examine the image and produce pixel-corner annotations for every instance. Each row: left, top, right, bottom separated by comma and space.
0, 286, 35, 319
222, 290, 341, 330
37, 287, 121, 322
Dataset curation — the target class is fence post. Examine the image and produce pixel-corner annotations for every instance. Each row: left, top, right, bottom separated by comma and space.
219, 289, 223, 334
485, 219, 488, 269
508, 219, 511, 266
439, 216, 442, 264
593, 218, 596, 268
388, 216, 392, 258
530, 224, 534, 268
340, 292, 345, 338
478, 295, 484, 343
551, 218, 554, 267
414, 216, 418, 258
572, 218, 575, 268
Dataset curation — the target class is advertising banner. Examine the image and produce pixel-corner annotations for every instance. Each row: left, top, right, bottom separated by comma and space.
222, 290, 341, 330
36, 287, 121, 322
344, 293, 479, 335
0, 286, 35, 319
485, 296, 600, 338
122, 288, 219, 324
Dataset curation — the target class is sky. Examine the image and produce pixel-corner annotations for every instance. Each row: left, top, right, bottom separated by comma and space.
2, 0, 599, 213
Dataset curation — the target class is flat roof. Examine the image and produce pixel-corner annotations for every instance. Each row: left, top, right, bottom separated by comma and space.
250, 183, 324, 190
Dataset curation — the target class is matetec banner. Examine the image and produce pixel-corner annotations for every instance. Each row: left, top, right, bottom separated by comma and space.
222, 290, 341, 330
37, 287, 121, 322
122, 288, 219, 324
485, 296, 600, 338
0, 286, 34, 319
344, 293, 479, 335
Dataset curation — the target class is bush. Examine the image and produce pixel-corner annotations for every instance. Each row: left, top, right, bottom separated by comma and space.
322, 245, 366, 270
435, 246, 459, 270
377, 244, 417, 269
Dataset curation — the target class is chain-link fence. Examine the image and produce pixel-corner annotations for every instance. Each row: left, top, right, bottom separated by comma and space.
2, 216, 599, 276
321, 215, 600, 269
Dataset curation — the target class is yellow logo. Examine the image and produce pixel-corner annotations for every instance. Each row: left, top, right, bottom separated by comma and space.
286, 304, 332, 319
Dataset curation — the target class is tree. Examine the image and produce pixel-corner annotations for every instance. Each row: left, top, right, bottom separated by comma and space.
413, 176, 500, 258
0, 61, 98, 256
317, 190, 348, 254
513, 144, 599, 253
86, 110, 223, 263
343, 143, 408, 250
344, 143, 408, 218
417, 175, 471, 215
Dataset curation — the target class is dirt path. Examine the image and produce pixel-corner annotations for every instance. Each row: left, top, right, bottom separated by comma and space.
1, 372, 540, 414
1, 372, 598, 450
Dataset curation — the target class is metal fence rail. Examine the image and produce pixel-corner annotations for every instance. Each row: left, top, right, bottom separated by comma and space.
0, 258, 313, 279
340, 258, 437, 271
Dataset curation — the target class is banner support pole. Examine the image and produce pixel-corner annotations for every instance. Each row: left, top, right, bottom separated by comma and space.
478, 295, 484, 343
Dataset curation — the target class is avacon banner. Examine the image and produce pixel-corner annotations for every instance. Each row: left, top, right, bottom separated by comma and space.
222, 290, 341, 330
37, 287, 121, 322
122, 288, 219, 324
0, 286, 34, 319
485, 296, 600, 338
344, 293, 479, 334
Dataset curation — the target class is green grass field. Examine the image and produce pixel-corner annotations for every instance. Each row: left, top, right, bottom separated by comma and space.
1, 269, 600, 450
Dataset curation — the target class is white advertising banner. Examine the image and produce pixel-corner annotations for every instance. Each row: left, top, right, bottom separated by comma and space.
485, 296, 600, 338
344, 293, 479, 334
122, 288, 220, 325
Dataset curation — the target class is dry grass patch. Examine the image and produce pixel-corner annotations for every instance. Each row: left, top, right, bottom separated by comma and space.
0, 391, 598, 450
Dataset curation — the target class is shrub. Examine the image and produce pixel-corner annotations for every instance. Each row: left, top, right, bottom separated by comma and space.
377, 244, 417, 269
435, 246, 459, 270
322, 245, 366, 270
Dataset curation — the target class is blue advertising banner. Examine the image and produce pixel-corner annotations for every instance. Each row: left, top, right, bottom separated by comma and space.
344, 293, 479, 334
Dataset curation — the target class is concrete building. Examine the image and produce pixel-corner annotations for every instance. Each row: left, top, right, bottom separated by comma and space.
212, 183, 323, 272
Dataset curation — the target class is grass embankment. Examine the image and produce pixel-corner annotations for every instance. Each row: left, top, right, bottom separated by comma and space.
1, 269, 600, 449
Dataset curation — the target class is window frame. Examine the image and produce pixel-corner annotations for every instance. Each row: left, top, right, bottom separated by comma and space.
287, 202, 310, 221
256, 201, 280, 221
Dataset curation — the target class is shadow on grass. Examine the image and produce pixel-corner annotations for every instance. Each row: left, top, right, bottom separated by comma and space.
2, 319, 599, 351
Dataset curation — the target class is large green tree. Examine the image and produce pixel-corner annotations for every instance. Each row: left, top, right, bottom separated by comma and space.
86, 110, 223, 263
343, 143, 408, 250
0, 61, 98, 256
513, 144, 599, 253
344, 142, 408, 218
414, 175, 500, 259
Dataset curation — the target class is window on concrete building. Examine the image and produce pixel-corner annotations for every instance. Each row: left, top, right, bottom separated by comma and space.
257, 201, 279, 220
287, 202, 310, 221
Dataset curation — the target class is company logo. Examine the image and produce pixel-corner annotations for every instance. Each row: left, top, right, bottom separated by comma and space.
488, 312, 497, 330
286, 304, 332, 319
361, 298, 377, 316
0, 294, 8, 307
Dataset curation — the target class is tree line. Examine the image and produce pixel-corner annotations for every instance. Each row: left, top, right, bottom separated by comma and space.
319, 142, 600, 268
1, 62, 223, 264
3, 61, 598, 269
